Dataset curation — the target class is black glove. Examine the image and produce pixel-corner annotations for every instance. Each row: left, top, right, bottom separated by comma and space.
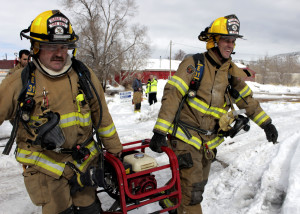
69, 166, 103, 195
263, 123, 278, 144
149, 132, 168, 153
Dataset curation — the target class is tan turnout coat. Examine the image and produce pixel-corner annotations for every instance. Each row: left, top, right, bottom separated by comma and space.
154, 49, 271, 150
0, 62, 122, 179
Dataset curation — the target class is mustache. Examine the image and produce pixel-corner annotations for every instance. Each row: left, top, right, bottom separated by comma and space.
50, 57, 64, 61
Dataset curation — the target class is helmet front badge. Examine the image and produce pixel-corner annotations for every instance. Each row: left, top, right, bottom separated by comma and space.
55, 26, 64, 35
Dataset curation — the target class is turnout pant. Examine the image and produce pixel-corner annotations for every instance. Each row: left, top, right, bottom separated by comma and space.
148, 92, 157, 105
168, 138, 211, 214
132, 91, 142, 111
23, 167, 100, 214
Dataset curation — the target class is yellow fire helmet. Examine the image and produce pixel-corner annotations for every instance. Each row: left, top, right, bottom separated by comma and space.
198, 14, 243, 42
20, 10, 79, 54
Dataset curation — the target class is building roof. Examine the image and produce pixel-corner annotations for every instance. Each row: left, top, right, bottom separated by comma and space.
141, 59, 248, 71
141, 59, 181, 71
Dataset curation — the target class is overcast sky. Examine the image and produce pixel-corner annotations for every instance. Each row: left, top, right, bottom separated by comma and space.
1, 0, 300, 62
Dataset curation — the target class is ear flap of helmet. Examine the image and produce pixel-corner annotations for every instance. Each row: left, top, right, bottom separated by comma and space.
198, 27, 210, 41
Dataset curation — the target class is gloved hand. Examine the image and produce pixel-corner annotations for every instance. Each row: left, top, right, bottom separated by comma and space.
263, 123, 278, 144
69, 166, 103, 195
149, 132, 168, 153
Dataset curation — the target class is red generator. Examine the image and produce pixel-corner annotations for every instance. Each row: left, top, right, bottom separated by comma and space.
99, 139, 181, 214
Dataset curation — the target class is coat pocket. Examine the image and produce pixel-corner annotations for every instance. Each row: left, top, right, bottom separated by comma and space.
23, 167, 50, 206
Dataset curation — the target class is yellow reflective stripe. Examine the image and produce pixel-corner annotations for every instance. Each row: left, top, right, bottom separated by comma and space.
235, 85, 252, 103
154, 118, 225, 150
154, 118, 172, 133
73, 141, 99, 171
187, 97, 227, 119
167, 76, 189, 96
30, 112, 92, 128
98, 123, 117, 137
169, 126, 202, 150
253, 111, 270, 126
154, 118, 202, 150
77, 173, 84, 187
205, 136, 224, 150
16, 148, 65, 176
60, 112, 91, 128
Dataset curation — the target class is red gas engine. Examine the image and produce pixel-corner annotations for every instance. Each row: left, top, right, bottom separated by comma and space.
99, 139, 181, 214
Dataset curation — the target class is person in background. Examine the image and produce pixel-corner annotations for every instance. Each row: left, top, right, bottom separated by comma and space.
7, 49, 30, 76
132, 73, 143, 112
149, 14, 278, 214
0, 10, 123, 213
145, 74, 158, 105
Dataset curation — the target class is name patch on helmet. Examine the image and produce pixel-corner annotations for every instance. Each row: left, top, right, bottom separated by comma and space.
47, 14, 71, 41
49, 21, 68, 29
49, 17, 69, 24
227, 18, 240, 35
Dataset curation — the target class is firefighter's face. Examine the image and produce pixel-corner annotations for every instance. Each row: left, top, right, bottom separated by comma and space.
39, 44, 68, 71
217, 37, 236, 59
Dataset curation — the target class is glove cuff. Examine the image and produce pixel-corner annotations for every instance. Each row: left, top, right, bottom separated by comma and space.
153, 130, 167, 136
261, 121, 272, 129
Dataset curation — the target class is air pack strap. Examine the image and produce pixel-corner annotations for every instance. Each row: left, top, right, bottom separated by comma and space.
172, 53, 205, 137
188, 53, 205, 98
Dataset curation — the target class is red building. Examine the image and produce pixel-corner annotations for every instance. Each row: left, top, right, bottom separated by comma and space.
0, 60, 15, 77
235, 62, 256, 82
115, 59, 256, 84
115, 59, 181, 84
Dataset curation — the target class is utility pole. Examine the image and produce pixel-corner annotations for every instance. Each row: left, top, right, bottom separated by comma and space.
169, 40, 172, 79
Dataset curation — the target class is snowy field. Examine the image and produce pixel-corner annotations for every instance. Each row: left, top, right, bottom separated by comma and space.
1, 80, 300, 214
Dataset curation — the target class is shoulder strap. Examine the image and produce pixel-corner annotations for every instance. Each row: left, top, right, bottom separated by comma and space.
71, 58, 93, 101
187, 53, 205, 98
18, 62, 36, 101
3, 62, 36, 155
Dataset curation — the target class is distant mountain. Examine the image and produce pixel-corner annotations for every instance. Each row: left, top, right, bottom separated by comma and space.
273, 51, 300, 58
234, 51, 300, 66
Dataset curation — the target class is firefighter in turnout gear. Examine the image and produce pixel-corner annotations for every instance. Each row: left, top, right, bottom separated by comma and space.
0, 10, 122, 214
145, 74, 158, 105
150, 14, 278, 214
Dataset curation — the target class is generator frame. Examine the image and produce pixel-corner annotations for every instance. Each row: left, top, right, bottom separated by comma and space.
100, 139, 181, 214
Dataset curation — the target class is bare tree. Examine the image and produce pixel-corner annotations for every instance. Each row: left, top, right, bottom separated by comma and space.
249, 53, 300, 85
173, 49, 186, 61
61, 0, 150, 89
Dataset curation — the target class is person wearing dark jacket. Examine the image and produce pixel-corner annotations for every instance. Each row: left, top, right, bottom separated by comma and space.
132, 73, 143, 112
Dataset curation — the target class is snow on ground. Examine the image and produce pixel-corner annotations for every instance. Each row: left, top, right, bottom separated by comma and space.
0, 80, 300, 214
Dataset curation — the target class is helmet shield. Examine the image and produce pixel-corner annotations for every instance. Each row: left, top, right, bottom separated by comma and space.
225, 15, 241, 37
